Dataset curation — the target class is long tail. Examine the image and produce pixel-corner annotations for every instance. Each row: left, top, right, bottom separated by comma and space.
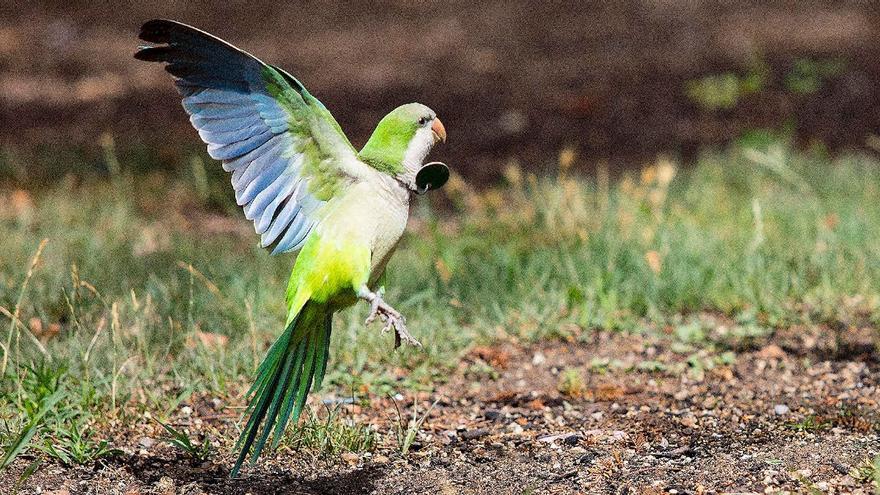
231, 301, 332, 477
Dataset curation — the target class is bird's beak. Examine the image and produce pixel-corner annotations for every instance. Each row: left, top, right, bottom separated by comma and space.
431, 118, 447, 144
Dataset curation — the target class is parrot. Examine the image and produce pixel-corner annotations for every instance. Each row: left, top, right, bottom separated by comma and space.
134, 19, 448, 476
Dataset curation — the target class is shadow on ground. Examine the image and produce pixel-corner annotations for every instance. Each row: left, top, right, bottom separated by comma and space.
120, 454, 387, 494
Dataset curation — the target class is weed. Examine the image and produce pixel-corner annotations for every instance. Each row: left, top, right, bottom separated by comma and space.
0, 386, 63, 469
464, 360, 500, 381
557, 368, 586, 398
635, 361, 667, 373
0, 363, 65, 469
391, 396, 438, 456
155, 419, 212, 461
787, 415, 831, 433
40, 420, 119, 466
282, 404, 376, 456
849, 456, 880, 492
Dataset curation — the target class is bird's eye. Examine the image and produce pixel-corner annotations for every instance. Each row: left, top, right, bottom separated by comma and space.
418, 117, 427, 126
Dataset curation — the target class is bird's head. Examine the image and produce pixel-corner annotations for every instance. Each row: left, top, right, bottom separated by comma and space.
359, 103, 448, 194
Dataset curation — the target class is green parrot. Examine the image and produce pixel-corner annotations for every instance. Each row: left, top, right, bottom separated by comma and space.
135, 19, 448, 476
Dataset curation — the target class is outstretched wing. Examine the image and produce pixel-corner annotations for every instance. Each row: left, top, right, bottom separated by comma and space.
136, 19, 367, 254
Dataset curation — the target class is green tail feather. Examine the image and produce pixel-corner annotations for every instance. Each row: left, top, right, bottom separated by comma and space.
231, 302, 332, 477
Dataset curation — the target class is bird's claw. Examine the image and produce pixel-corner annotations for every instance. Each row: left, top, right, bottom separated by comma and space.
383, 315, 421, 349
364, 294, 421, 349
365, 295, 382, 325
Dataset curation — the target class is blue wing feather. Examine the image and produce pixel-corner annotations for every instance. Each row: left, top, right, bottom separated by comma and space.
261, 198, 301, 246
239, 159, 289, 208
193, 114, 264, 134
255, 180, 299, 234
245, 173, 289, 225
272, 213, 311, 254
207, 129, 274, 160
197, 123, 267, 147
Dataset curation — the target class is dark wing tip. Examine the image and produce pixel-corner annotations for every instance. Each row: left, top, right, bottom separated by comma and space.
138, 19, 179, 43
134, 45, 172, 62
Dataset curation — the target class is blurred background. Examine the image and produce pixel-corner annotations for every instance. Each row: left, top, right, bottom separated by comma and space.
3, 1, 879, 184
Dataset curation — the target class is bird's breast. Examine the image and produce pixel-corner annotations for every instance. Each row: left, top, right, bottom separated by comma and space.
321, 177, 410, 279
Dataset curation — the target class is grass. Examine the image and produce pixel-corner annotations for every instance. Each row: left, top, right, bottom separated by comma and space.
391, 396, 439, 456
281, 404, 377, 456
1, 137, 880, 469
850, 456, 880, 491
557, 368, 586, 398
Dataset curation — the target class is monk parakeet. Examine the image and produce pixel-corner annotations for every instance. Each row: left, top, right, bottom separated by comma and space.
135, 19, 448, 476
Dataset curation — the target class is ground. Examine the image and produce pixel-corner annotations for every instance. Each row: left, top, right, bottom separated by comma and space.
3, 321, 877, 494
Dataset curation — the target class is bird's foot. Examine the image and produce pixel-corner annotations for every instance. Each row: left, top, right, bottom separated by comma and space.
364, 293, 421, 349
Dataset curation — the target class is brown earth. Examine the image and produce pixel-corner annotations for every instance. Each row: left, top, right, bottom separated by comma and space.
2, 322, 878, 494
2, 1, 880, 184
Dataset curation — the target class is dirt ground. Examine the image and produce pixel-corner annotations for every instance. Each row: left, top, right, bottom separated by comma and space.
3, 320, 878, 494
3, 2, 880, 183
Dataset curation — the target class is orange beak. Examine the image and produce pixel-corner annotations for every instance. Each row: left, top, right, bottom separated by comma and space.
431, 118, 447, 144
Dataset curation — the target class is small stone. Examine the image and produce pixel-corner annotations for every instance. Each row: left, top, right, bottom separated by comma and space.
138, 437, 156, 448
180, 405, 193, 416
341, 452, 359, 464
563, 434, 581, 446
578, 452, 596, 464
484, 409, 503, 421
373, 454, 389, 464
532, 352, 546, 365
461, 428, 490, 440
756, 344, 786, 360
773, 404, 790, 415
154, 476, 175, 495
611, 430, 629, 441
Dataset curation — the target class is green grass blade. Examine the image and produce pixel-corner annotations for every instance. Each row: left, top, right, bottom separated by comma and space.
1, 387, 64, 470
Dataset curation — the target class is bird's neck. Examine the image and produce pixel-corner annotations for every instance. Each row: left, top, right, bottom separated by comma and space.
359, 128, 408, 176
359, 150, 404, 176
360, 127, 434, 190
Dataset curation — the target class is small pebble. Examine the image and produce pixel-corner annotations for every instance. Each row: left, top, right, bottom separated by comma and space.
461, 428, 490, 440
484, 409, 503, 421
773, 404, 790, 415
